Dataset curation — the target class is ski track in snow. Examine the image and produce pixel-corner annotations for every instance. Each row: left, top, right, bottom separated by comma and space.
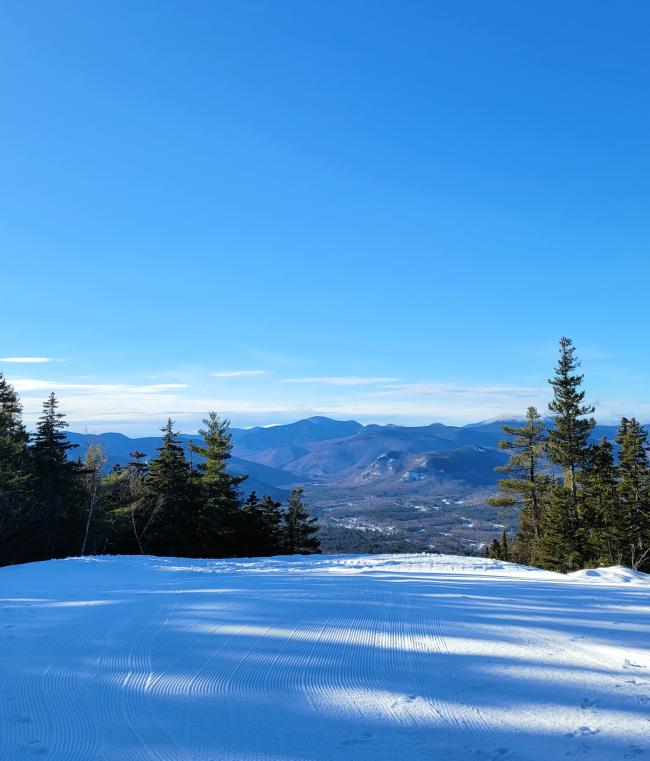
0, 553, 649, 760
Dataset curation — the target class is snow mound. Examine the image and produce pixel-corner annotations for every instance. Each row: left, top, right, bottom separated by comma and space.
567, 564, 650, 585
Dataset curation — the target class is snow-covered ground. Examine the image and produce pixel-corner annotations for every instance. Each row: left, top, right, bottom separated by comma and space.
1, 553, 649, 760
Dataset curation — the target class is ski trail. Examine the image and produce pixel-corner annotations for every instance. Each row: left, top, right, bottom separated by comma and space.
1, 555, 648, 761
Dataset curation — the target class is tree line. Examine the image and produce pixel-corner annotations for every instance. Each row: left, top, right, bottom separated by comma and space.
0, 379, 320, 566
487, 337, 650, 573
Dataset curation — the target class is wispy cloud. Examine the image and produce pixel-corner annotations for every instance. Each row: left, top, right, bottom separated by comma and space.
374, 382, 547, 397
12, 380, 188, 394
0, 357, 62, 364
212, 370, 269, 378
283, 376, 400, 386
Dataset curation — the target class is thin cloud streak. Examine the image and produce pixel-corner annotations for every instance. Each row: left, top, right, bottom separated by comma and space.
212, 370, 269, 378
0, 357, 62, 364
12, 380, 188, 394
374, 382, 548, 397
283, 376, 400, 386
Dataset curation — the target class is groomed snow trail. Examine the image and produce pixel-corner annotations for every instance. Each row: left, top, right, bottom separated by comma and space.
0, 554, 648, 761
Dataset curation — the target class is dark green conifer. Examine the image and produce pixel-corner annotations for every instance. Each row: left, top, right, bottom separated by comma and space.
0, 373, 30, 563
487, 406, 549, 564
546, 337, 595, 502
615, 418, 650, 570
127, 450, 148, 475
29, 393, 83, 558
283, 488, 320, 554
578, 437, 618, 566
190, 412, 246, 557
141, 418, 194, 556
538, 484, 582, 572
259, 494, 283, 555
542, 338, 595, 571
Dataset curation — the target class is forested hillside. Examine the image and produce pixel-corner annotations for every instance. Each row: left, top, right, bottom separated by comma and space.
0, 388, 320, 566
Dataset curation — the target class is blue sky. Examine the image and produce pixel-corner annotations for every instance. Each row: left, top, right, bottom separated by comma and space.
2, 1, 650, 433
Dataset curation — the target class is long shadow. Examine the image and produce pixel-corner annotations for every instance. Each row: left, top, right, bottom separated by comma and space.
0, 560, 649, 760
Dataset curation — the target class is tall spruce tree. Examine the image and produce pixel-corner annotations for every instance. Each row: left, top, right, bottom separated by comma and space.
259, 494, 283, 556
127, 450, 148, 476
241, 491, 283, 557
190, 412, 246, 557
487, 406, 549, 564
538, 483, 582, 572
615, 418, 650, 570
283, 488, 320, 554
486, 530, 510, 561
0, 373, 30, 564
29, 393, 83, 559
542, 338, 595, 571
140, 418, 194, 556
577, 437, 618, 566
546, 337, 595, 501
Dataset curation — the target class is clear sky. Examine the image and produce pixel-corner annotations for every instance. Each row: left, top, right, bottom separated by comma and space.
2, 1, 650, 434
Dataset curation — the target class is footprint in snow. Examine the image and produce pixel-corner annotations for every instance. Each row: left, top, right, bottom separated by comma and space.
565, 726, 600, 738
25, 739, 48, 756
341, 731, 373, 747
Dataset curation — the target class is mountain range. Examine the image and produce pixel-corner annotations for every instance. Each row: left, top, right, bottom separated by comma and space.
67, 416, 633, 554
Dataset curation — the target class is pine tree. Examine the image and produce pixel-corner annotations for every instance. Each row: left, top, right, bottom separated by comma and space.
190, 412, 246, 557
127, 450, 148, 474
538, 483, 582, 572
542, 338, 595, 571
29, 393, 83, 559
577, 437, 619, 566
240, 491, 285, 557
282, 488, 320, 554
140, 418, 194, 556
485, 530, 510, 561
259, 495, 283, 555
615, 418, 650, 570
546, 337, 595, 502
0, 373, 30, 564
487, 406, 549, 564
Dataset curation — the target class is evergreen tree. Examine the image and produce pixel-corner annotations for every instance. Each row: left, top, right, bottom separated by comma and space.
615, 418, 650, 570
259, 494, 283, 555
577, 437, 619, 566
29, 393, 84, 559
485, 530, 510, 561
240, 491, 284, 557
546, 337, 595, 501
487, 406, 549, 564
282, 488, 320, 554
190, 412, 246, 557
241, 491, 262, 556
127, 450, 148, 476
0, 373, 30, 564
542, 338, 595, 571
538, 484, 582, 572
140, 418, 194, 556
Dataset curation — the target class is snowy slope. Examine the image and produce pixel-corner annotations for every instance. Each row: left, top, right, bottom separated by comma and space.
0, 554, 648, 761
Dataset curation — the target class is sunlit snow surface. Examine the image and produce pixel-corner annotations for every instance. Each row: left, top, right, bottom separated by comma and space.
1, 553, 649, 760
